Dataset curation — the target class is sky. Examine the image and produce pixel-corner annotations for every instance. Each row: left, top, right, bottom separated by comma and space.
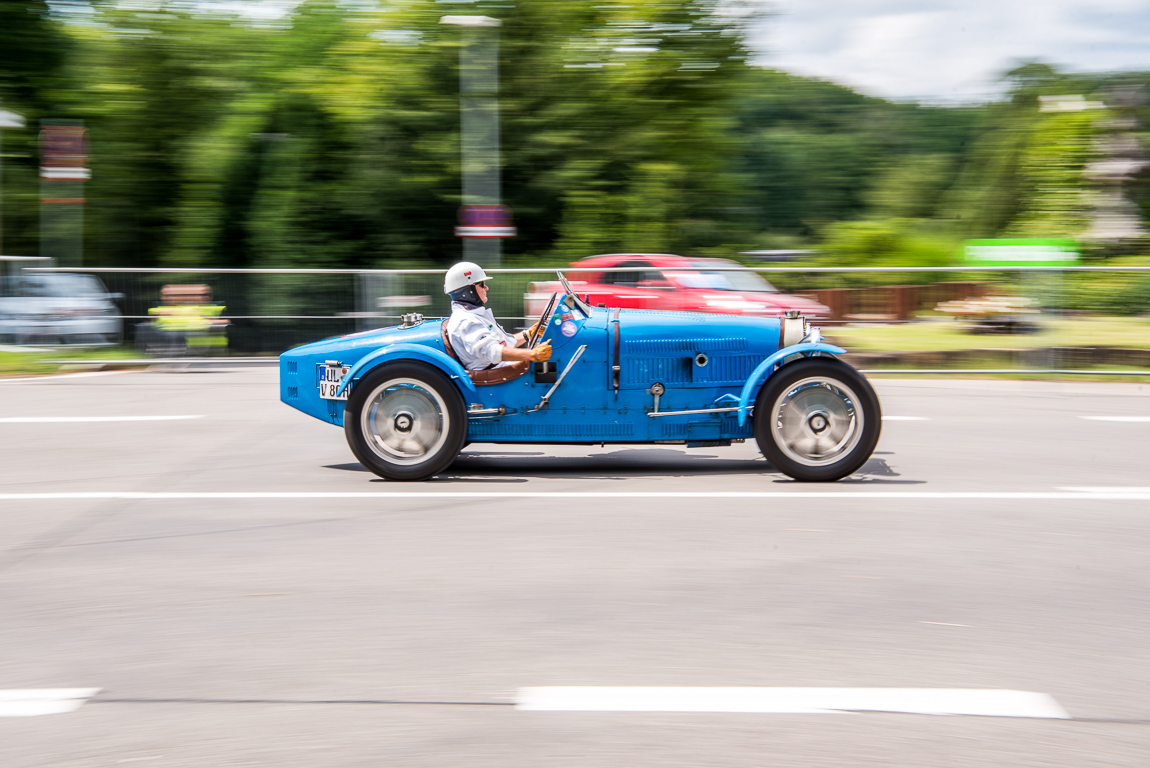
100, 1, 1149, 105
751, 0, 1150, 103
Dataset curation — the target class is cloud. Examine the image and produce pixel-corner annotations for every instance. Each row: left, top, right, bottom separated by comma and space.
751, 0, 1150, 103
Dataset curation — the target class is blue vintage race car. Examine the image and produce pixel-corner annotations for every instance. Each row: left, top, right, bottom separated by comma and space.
279, 273, 881, 482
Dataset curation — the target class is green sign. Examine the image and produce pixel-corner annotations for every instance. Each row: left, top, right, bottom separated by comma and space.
961, 238, 1079, 267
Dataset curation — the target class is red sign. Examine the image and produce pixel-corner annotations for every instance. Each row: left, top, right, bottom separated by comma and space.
40, 125, 89, 181
456, 204, 516, 237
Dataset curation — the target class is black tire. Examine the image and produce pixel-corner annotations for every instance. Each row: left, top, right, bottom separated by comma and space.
344, 361, 467, 481
753, 358, 881, 482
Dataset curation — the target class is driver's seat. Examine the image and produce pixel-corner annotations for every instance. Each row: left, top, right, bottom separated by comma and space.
440, 319, 531, 386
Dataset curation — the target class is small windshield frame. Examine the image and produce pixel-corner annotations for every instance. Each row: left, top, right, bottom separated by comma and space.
556, 271, 592, 317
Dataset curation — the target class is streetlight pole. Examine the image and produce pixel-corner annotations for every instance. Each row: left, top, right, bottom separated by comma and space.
440, 15, 506, 268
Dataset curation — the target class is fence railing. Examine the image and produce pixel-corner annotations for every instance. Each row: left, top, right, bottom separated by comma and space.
11, 264, 1150, 374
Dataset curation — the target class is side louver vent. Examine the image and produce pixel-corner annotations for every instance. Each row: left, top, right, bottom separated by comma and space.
624, 337, 747, 354
286, 386, 299, 399
286, 361, 298, 373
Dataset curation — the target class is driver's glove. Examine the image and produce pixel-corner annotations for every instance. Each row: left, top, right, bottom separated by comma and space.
530, 341, 553, 362
522, 322, 540, 341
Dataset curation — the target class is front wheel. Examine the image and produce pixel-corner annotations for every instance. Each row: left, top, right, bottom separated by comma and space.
753, 358, 881, 482
344, 361, 467, 481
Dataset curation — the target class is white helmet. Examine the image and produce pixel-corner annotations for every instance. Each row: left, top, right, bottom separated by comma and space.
444, 262, 491, 294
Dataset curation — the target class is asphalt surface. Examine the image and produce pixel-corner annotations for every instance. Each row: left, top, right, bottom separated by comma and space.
1, 367, 1148, 767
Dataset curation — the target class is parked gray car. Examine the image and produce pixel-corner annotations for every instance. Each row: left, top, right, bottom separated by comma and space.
0, 273, 122, 345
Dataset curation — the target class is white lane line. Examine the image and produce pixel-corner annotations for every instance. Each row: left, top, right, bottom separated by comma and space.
882, 416, 930, 421
1079, 416, 1150, 422
0, 371, 123, 383
516, 687, 1070, 719
0, 688, 101, 717
0, 416, 203, 423
0, 491, 1148, 501
1060, 486, 1150, 493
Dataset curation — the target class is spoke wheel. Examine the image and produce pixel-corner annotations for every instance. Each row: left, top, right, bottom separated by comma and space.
344, 362, 466, 481
754, 358, 881, 482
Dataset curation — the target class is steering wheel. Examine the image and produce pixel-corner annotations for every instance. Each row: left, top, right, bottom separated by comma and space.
527, 291, 558, 350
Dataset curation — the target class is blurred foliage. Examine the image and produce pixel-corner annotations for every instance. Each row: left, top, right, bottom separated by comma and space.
0, 0, 1147, 288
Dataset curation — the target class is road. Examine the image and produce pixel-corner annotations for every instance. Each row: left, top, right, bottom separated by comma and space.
1, 368, 1148, 767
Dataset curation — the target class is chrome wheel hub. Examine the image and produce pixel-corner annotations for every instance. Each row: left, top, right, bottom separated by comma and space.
771, 377, 863, 467
361, 378, 449, 465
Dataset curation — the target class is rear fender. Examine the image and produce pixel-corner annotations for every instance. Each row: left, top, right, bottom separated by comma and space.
335, 344, 478, 398
736, 342, 846, 426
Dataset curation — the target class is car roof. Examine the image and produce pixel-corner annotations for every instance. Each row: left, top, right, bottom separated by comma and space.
571, 253, 695, 268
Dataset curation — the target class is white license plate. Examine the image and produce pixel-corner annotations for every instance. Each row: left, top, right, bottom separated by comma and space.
318, 364, 350, 400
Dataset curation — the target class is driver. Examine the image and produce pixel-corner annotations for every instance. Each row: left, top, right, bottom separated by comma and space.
444, 262, 552, 370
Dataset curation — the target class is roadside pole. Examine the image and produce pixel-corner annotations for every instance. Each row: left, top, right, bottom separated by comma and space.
441, 15, 514, 268
39, 121, 89, 267
0, 109, 26, 255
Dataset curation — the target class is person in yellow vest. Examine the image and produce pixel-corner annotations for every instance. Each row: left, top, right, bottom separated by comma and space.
142, 284, 229, 355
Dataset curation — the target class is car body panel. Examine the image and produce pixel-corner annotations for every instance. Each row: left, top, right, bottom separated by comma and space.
281, 297, 839, 444
526, 253, 830, 320
0, 273, 122, 345
335, 343, 477, 399
735, 341, 847, 426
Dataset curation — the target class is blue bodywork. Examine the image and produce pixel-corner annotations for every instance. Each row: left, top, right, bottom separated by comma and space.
279, 301, 842, 445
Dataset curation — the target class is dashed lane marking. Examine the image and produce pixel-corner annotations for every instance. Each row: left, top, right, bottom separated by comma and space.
0, 491, 1148, 501
1060, 487, 1150, 493
0, 416, 203, 423
515, 687, 1070, 718
0, 689, 101, 717
1080, 416, 1150, 422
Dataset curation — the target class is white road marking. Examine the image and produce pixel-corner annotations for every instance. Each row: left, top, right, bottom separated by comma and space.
0, 688, 100, 717
1079, 416, 1150, 422
0, 371, 123, 383
516, 687, 1070, 718
0, 416, 203, 423
0, 490, 1148, 501
1060, 487, 1150, 493
882, 416, 930, 421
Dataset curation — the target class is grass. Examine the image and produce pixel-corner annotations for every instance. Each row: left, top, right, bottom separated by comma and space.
823, 315, 1150, 353
0, 345, 138, 378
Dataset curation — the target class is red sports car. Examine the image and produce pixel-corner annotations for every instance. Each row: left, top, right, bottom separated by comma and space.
526, 253, 830, 319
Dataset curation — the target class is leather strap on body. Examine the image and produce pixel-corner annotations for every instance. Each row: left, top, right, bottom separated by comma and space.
611, 307, 621, 400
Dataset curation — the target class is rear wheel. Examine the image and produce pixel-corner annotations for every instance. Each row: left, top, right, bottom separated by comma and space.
344, 361, 467, 481
753, 358, 881, 482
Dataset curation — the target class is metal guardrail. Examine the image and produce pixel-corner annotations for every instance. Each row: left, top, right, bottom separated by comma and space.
10, 263, 1150, 375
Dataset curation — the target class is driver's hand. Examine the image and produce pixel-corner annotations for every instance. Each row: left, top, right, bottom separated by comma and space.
530, 341, 552, 362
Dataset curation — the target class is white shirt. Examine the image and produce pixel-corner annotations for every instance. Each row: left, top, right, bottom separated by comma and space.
447, 302, 517, 370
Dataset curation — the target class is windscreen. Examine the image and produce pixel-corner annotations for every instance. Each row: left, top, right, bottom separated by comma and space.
671, 261, 779, 293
